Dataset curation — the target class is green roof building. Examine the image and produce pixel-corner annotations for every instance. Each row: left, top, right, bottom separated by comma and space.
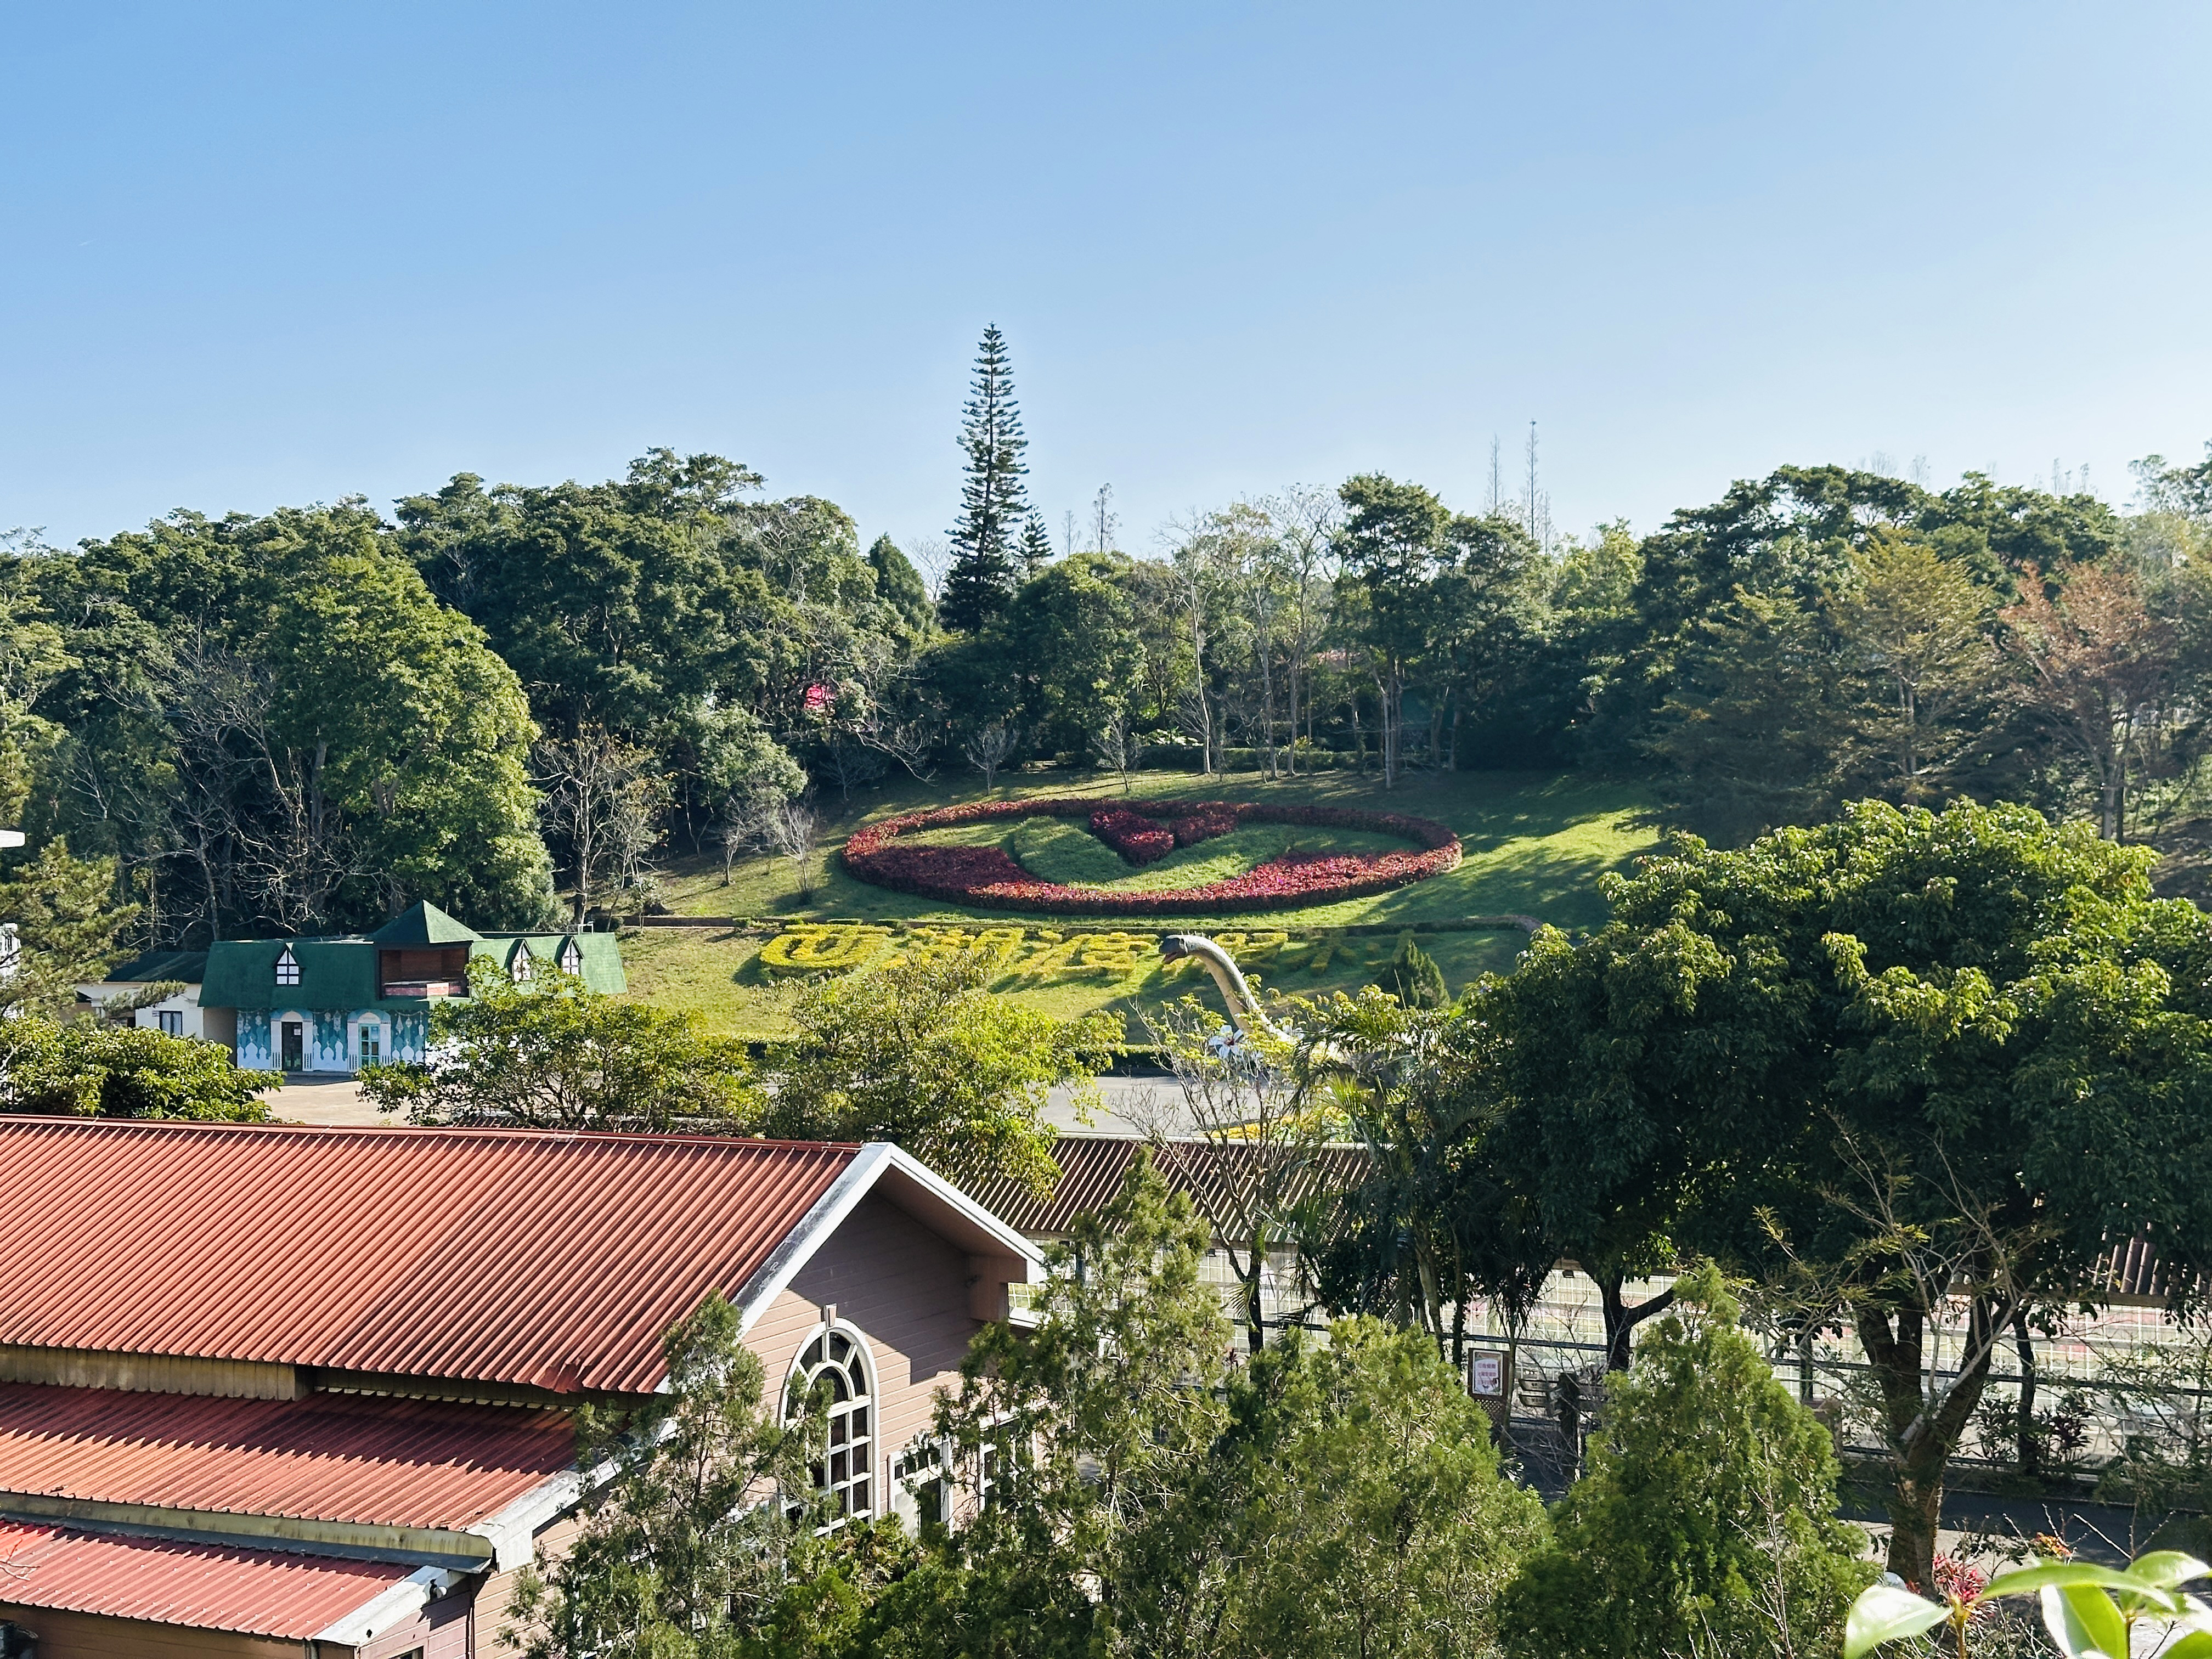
190, 902, 625, 1075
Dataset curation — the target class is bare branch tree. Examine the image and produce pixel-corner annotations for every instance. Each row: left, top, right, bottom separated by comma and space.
962, 723, 1018, 791
534, 728, 671, 923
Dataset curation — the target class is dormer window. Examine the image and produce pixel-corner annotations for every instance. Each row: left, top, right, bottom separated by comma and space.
509, 941, 534, 984
274, 946, 300, 988
557, 936, 583, 976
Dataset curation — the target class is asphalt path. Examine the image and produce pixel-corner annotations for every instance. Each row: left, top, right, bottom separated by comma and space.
272, 1070, 1195, 1135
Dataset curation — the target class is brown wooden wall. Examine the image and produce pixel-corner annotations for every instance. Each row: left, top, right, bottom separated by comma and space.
0, 1606, 305, 1659
746, 1192, 981, 1517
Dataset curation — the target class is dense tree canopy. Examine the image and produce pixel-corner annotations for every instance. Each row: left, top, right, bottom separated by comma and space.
1466, 798, 2212, 1585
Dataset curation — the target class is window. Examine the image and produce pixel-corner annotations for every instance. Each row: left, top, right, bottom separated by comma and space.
274, 946, 300, 987
787, 1327, 875, 1523
509, 942, 534, 984
156, 1009, 182, 1036
358, 1022, 381, 1066
557, 936, 583, 975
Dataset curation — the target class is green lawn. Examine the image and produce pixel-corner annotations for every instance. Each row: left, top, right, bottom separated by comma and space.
623, 766, 1660, 1041
657, 765, 1658, 932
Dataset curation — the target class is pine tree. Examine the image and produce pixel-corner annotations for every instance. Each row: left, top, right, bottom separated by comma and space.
1019, 512, 1054, 580
939, 324, 1030, 632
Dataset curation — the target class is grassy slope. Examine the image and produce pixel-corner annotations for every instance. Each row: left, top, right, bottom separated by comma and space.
623, 766, 1660, 1040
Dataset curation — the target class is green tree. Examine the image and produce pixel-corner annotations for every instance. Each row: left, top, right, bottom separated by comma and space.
1019, 512, 1054, 580
997, 553, 1146, 757
1378, 929, 1449, 1009
1638, 585, 1843, 844
253, 516, 554, 927
364, 958, 757, 1130
0, 837, 138, 1018
1499, 1266, 1871, 1659
0, 1018, 275, 1120
867, 533, 934, 639
939, 326, 1030, 634
506, 1293, 824, 1658
1829, 529, 2004, 804
1334, 474, 1451, 787
1224, 1319, 1547, 1659
1470, 800, 2212, 1587
761, 951, 1120, 1195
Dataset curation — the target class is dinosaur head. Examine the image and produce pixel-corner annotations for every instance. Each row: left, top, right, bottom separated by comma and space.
1159, 933, 1201, 963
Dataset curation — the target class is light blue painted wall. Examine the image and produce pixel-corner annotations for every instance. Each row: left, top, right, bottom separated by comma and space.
235, 1006, 428, 1074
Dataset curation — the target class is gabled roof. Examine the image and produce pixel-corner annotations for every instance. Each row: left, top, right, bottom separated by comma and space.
0, 1521, 420, 1641
201, 929, 625, 1008
0, 1121, 1036, 1396
95, 948, 209, 986
371, 900, 481, 946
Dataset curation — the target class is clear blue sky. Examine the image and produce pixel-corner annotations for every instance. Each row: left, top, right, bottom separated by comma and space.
6, 3, 2209, 557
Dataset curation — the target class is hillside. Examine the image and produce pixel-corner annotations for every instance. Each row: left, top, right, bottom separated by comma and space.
619, 766, 1659, 1040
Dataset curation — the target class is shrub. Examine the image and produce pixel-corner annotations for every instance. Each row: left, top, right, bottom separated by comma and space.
1378, 930, 1449, 1009
840, 798, 1460, 916
1498, 1265, 1874, 1659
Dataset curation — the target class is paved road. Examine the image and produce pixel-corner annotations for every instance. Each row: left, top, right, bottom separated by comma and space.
272, 1070, 1195, 1136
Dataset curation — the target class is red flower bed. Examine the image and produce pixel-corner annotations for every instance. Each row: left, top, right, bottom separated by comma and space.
843, 798, 1460, 915
1168, 805, 1241, 847
1089, 807, 1177, 865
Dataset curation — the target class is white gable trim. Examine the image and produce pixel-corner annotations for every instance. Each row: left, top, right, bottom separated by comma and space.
732, 1143, 1041, 1342
314, 1564, 467, 1646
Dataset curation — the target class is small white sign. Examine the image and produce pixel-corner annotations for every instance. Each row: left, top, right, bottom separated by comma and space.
1470, 1353, 1505, 1397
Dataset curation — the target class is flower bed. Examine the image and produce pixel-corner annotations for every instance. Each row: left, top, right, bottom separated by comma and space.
1089, 806, 1176, 865
843, 798, 1460, 916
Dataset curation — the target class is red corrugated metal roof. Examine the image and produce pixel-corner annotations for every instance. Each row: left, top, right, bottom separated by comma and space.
0, 1383, 570, 1531
0, 1120, 858, 1395
951, 1133, 1369, 1239
0, 1521, 410, 1638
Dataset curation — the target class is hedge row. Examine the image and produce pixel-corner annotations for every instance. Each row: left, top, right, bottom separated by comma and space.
842, 798, 1460, 916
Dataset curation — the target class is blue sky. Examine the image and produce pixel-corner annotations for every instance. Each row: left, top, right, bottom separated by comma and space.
5, 3, 2209, 558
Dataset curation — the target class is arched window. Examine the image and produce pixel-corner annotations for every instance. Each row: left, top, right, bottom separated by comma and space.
557, 936, 583, 976
787, 1325, 875, 1523
507, 940, 534, 984
274, 946, 300, 988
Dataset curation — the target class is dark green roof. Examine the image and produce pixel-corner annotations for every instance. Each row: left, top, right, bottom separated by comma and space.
100, 949, 208, 985
370, 901, 482, 946
202, 928, 625, 1009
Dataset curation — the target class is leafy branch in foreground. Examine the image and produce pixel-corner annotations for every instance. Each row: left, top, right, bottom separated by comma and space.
1846, 1550, 2212, 1659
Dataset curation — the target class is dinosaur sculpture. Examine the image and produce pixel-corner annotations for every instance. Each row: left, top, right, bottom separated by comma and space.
1159, 933, 1302, 1066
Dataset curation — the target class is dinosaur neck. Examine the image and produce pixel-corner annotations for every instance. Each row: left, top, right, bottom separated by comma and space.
1192, 945, 1291, 1045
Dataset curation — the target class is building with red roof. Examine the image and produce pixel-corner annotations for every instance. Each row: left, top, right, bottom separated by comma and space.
0, 1119, 1040, 1657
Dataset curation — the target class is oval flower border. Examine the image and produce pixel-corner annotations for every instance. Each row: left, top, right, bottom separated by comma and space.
842, 798, 1461, 916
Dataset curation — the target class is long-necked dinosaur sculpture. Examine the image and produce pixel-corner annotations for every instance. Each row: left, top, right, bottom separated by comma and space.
1159, 933, 1297, 1046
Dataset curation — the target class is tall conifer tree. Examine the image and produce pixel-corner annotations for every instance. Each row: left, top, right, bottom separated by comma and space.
1019, 511, 1054, 580
940, 324, 1030, 631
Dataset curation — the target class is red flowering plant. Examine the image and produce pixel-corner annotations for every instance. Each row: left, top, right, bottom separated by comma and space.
1089, 807, 1177, 865
842, 797, 1460, 915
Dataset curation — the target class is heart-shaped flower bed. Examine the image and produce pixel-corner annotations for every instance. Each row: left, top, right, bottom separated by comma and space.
843, 797, 1460, 915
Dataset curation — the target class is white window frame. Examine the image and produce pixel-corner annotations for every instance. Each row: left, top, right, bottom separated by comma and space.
784, 1320, 878, 1527
557, 936, 583, 975
357, 1019, 382, 1067
274, 945, 300, 987
509, 941, 534, 983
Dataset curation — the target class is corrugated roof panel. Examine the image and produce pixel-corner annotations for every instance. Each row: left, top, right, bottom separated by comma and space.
0, 1120, 857, 1395
0, 1384, 570, 1530
0, 1522, 409, 1639
952, 1133, 1369, 1238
